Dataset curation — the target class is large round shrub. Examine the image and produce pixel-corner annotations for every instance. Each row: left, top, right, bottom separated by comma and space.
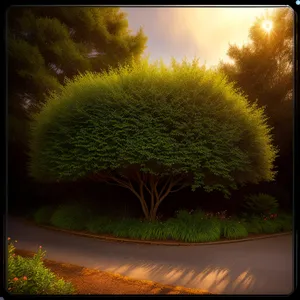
29, 59, 277, 220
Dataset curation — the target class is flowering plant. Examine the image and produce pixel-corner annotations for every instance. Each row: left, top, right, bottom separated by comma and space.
7, 238, 74, 294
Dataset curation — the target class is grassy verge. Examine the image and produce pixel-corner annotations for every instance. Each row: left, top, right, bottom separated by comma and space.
33, 205, 293, 243
14, 249, 211, 295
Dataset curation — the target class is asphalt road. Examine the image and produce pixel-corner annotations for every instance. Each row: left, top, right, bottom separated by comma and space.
7, 216, 294, 295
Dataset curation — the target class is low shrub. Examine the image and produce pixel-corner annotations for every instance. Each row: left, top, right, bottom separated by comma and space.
191, 218, 222, 242
176, 210, 193, 223
133, 221, 169, 241
275, 213, 293, 231
45, 205, 291, 243
242, 193, 279, 214
241, 212, 292, 234
243, 218, 264, 234
126, 221, 147, 240
221, 220, 248, 239
109, 218, 141, 238
164, 218, 183, 241
33, 206, 55, 225
50, 203, 90, 230
85, 216, 113, 234
191, 209, 207, 221
258, 220, 277, 233
165, 215, 221, 243
7, 239, 74, 294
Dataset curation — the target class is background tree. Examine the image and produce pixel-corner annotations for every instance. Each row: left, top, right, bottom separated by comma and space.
29, 59, 277, 221
218, 8, 293, 206
8, 6, 147, 141
7, 7, 147, 213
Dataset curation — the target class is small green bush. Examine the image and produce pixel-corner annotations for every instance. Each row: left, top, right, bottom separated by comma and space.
164, 218, 183, 241
241, 212, 292, 234
146, 222, 169, 240
33, 206, 55, 225
275, 213, 292, 231
85, 216, 112, 234
191, 209, 207, 221
176, 210, 193, 223
221, 220, 248, 239
242, 193, 279, 214
260, 219, 279, 234
192, 218, 222, 242
7, 241, 74, 294
110, 218, 141, 238
126, 221, 147, 240
165, 216, 221, 242
50, 203, 90, 230
243, 218, 264, 234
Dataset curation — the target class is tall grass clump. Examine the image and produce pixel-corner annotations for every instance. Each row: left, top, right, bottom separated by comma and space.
221, 220, 248, 239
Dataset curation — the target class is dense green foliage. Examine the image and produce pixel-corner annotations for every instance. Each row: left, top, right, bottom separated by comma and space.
219, 8, 293, 203
8, 241, 74, 294
50, 203, 91, 230
221, 220, 248, 239
242, 193, 279, 214
219, 8, 293, 131
33, 205, 55, 224
29, 60, 277, 209
243, 212, 292, 233
34, 206, 292, 243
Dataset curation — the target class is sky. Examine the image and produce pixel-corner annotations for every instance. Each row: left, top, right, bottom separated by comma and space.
122, 7, 279, 68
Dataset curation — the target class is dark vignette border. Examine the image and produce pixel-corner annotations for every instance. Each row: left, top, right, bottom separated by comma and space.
2, 1, 299, 299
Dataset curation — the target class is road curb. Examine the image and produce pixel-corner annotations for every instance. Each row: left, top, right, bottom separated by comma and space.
17, 217, 292, 247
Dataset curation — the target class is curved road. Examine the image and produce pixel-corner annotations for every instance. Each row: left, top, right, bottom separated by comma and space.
7, 216, 294, 295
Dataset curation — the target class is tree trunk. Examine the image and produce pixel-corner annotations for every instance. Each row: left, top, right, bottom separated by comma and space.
96, 171, 187, 222
149, 204, 159, 221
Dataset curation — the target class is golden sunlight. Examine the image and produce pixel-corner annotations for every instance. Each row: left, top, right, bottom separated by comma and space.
261, 20, 273, 33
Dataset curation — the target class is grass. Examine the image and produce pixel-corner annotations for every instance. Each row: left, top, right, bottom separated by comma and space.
242, 212, 292, 234
221, 220, 248, 239
34, 206, 292, 243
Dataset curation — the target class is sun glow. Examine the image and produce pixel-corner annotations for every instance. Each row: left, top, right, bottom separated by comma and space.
261, 20, 273, 33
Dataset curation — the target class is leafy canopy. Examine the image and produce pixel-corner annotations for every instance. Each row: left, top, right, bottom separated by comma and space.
29, 59, 277, 196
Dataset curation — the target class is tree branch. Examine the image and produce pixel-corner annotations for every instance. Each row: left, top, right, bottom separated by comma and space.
170, 183, 189, 193
158, 176, 172, 198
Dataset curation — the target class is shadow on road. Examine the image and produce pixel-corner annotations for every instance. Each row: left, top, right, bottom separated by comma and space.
97, 261, 257, 294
